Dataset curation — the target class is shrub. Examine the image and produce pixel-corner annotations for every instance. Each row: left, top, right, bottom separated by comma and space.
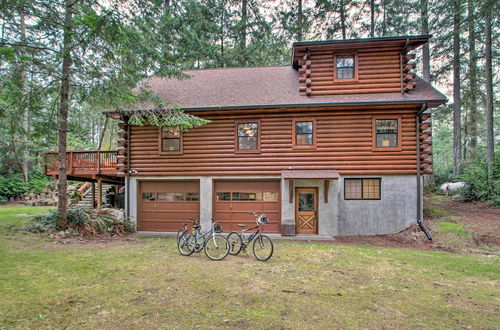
26, 208, 132, 238
459, 154, 500, 207
0, 171, 51, 199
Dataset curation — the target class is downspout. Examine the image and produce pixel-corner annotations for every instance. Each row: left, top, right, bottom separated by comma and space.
416, 104, 432, 240
126, 122, 131, 220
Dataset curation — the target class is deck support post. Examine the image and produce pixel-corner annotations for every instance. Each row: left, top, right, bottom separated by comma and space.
91, 182, 96, 208
97, 179, 102, 207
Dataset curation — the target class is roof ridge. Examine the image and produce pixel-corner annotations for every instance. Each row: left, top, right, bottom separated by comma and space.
182, 65, 291, 73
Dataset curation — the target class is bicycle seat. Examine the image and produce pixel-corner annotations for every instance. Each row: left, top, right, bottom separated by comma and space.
237, 224, 247, 228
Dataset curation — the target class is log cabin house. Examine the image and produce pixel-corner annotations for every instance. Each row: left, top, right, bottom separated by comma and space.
43, 35, 447, 236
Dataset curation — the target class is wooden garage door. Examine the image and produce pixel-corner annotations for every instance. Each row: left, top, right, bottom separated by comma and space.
214, 180, 281, 233
138, 181, 199, 231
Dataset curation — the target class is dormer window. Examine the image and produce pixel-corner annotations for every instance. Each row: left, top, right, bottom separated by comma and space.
333, 53, 358, 81
336, 55, 355, 79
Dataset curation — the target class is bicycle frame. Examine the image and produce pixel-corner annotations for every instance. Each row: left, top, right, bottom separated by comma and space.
190, 222, 222, 250
235, 224, 265, 248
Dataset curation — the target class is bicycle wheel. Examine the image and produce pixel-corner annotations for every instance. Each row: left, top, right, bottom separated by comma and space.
176, 229, 186, 245
204, 234, 229, 261
252, 234, 273, 261
178, 232, 194, 256
227, 232, 243, 255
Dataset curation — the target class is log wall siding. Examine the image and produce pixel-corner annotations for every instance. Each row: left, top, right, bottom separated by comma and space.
128, 106, 421, 177
297, 47, 408, 96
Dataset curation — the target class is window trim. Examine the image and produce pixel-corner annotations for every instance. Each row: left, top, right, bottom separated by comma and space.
158, 127, 183, 155
372, 116, 402, 152
333, 52, 359, 83
292, 118, 317, 149
234, 120, 261, 154
344, 178, 381, 200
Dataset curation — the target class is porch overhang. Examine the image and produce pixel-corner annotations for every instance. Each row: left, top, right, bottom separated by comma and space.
281, 170, 339, 203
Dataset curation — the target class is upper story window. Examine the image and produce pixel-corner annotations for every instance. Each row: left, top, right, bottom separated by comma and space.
236, 120, 260, 152
336, 56, 355, 79
160, 127, 182, 154
293, 119, 316, 149
372, 116, 401, 151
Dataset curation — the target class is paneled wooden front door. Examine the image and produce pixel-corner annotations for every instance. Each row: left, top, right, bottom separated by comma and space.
295, 187, 318, 234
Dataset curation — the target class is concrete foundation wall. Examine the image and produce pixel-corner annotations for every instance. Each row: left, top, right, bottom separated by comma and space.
337, 175, 419, 235
127, 175, 419, 236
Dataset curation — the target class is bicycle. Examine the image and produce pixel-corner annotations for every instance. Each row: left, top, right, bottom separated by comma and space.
226, 212, 274, 261
176, 218, 199, 245
178, 220, 230, 261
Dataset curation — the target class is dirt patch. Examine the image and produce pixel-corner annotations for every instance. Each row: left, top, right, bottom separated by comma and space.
426, 195, 500, 245
332, 223, 445, 252
328, 194, 499, 255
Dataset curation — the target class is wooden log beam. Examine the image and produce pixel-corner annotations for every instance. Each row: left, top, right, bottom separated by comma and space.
403, 63, 416, 72
422, 138, 432, 146
422, 168, 433, 175
421, 113, 432, 121
421, 147, 433, 155
420, 133, 431, 140
420, 123, 431, 131
404, 81, 417, 91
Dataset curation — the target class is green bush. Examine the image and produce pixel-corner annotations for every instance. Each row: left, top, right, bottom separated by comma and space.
26, 208, 132, 237
459, 153, 500, 207
0, 171, 51, 199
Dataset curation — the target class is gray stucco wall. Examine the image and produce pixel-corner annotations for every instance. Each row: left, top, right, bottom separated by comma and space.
337, 175, 419, 235
127, 175, 419, 236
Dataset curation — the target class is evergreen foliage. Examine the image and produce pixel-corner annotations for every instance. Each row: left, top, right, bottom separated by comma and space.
0, 0, 498, 205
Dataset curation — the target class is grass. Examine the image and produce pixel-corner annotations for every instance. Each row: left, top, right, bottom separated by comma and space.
437, 221, 472, 237
1, 205, 499, 329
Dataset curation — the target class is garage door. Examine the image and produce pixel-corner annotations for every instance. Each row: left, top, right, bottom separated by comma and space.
214, 180, 281, 233
138, 181, 199, 231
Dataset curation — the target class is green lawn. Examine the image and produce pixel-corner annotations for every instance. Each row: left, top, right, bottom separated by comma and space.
1, 206, 499, 329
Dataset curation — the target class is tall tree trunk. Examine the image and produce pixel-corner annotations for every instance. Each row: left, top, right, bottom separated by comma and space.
370, 0, 375, 37
239, 0, 247, 66
57, 0, 73, 230
298, 0, 303, 41
420, 0, 431, 82
485, 0, 494, 182
340, 0, 346, 39
220, 1, 224, 67
98, 116, 108, 150
467, 0, 478, 160
382, 0, 386, 35
19, 10, 29, 182
452, 0, 462, 178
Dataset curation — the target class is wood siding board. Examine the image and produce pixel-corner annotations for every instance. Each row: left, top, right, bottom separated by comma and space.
129, 107, 419, 176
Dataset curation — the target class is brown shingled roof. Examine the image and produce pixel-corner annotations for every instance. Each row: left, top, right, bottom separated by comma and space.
121, 66, 447, 112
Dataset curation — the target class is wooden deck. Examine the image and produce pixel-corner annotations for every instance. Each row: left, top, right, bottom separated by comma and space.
42, 151, 121, 183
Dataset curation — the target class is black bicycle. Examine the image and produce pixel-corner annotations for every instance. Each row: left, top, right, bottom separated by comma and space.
178, 220, 229, 261
226, 212, 274, 261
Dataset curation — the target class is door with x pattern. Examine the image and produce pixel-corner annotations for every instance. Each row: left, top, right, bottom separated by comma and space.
295, 187, 318, 234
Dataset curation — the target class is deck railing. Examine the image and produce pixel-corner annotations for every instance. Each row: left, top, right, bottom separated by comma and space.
43, 150, 118, 176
